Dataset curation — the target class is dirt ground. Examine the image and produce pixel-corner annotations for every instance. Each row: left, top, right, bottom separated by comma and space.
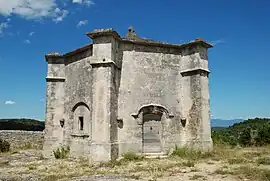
0, 146, 270, 181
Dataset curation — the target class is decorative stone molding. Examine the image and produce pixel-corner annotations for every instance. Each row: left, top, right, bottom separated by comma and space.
71, 134, 90, 139
180, 68, 210, 77
90, 58, 121, 69
46, 77, 66, 82
131, 104, 174, 119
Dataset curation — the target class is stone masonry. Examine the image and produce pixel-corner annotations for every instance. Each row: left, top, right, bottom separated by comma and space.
43, 27, 213, 162
0, 131, 44, 150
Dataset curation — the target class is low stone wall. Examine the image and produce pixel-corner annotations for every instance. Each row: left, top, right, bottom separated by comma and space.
0, 130, 44, 150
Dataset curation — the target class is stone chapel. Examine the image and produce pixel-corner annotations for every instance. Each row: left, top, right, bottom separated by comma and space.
43, 27, 213, 161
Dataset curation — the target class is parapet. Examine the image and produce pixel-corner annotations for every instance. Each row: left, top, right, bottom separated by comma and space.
86, 26, 213, 49
45, 52, 64, 63
86, 28, 121, 39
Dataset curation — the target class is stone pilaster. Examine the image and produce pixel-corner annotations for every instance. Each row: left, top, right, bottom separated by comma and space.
181, 44, 213, 151
87, 29, 120, 162
43, 53, 66, 158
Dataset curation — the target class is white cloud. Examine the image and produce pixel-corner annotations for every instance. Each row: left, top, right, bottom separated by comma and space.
0, 22, 9, 35
77, 20, 88, 27
210, 39, 226, 46
0, 0, 95, 23
4, 100, 16, 105
0, 0, 71, 21
24, 39, 31, 44
72, 0, 94, 6
0, 0, 57, 19
0, 19, 11, 35
53, 9, 69, 23
29, 31, 35, 36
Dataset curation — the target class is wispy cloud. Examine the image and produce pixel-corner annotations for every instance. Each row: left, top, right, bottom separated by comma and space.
0, 18, 11, 36
77, 20, 88, 27
73, 0, 94, 6
210, 39, 226, 46
4, 100, 16, 105
0, 0, 57, 19
40, 98, 45, 102
0, 0, 70, 22
24, 39, 31, 44
29, 32, 35, 36
0, 0, 94, 23
53, 9, 69, 23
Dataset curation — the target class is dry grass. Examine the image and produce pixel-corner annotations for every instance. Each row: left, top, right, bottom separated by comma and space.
256, 157, 270, 165
233, 165, 270, 181
1, 145, 270, 181
190, 174, 206, 180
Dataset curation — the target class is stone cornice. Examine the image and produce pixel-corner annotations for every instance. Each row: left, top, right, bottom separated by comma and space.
86, 28, 122, 40
121, 39, 213, 49
90, 61, 121, 69
89, 57, 121, 69
180, 68, 210, 76
46, 77, 66, 82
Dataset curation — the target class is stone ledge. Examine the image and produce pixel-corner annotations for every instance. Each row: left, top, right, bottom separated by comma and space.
71, 134, 90, 139
90, 60, 121, 69
180, 68, 210, 76
46, 77, 66, 82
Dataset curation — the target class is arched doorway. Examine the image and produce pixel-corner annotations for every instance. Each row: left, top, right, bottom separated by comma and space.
132, 104, 173, 154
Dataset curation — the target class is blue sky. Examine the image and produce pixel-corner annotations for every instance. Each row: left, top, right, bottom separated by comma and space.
0, 0, 269, 120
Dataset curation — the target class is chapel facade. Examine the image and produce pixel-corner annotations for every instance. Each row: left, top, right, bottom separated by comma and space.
43, 27, 213, 161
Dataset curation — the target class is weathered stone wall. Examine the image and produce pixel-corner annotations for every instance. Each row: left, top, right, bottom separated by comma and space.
64, 57, 93, 157
117, 44, 184, 154
0, 130, 44, 150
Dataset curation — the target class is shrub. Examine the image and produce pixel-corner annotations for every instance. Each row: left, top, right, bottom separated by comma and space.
0, 138, 10, 152
53, 146, 70, 159
181, 160, 195, 167
257, 157, 270, 165
212, 118, 270, 147
122, 151, 144, 161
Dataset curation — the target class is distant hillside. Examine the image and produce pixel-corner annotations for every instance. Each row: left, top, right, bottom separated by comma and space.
0, 119, 45, 131
212, 118, 270, 146
211, 127, 226, 132
211, 119, 244, 127
0, 118, 262, 132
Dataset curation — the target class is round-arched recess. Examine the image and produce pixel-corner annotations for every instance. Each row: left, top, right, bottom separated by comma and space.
71, 102, 91, 135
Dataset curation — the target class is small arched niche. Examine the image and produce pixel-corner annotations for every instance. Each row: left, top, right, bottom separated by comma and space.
71, 102, 91, 137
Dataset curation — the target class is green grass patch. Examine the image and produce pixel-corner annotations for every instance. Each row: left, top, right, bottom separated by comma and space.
170, 145, 212, 160
122, 151, 144, 161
